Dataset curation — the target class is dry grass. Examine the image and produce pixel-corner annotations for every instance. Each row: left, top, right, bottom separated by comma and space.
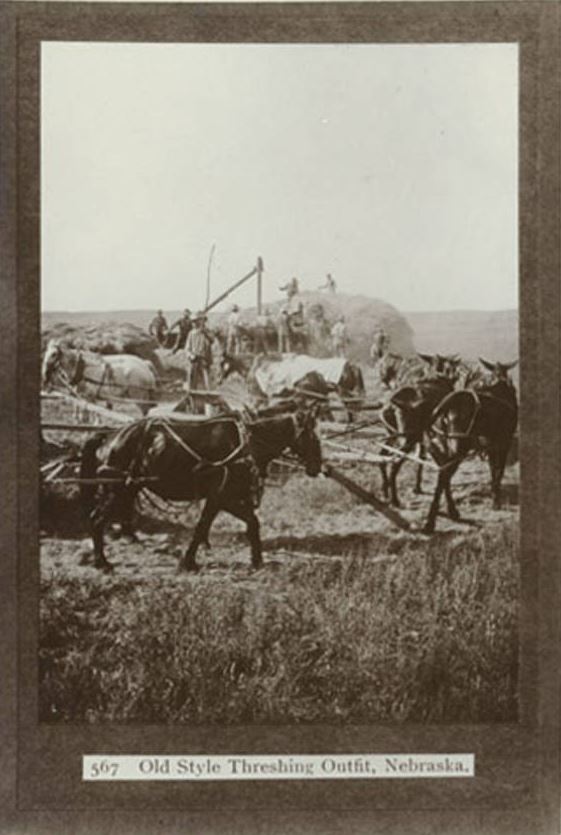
40, 518, 518, 724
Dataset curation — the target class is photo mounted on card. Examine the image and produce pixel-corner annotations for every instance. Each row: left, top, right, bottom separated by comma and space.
3, 2, 559, 832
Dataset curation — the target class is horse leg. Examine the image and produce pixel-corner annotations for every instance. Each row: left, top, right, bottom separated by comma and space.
388, 439, 416, 507
443, 459, 463, 521
414, 442, 424, 494
88, 492, 114, 572
379, 461, 390, 499
119, 488, 139, 542
423, 470, 447, 534
487, 448, 500, 508
223, 498, 262, 569
490, 446, 508, 509
178, 497, 220, 572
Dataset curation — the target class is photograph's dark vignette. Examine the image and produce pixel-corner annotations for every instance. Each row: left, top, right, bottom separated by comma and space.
0, 2, 559, 834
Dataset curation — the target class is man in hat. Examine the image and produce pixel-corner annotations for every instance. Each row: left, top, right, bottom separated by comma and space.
148, 309, 169, 346
226, 304, 242, 355
185, 312, 214, 395
169, 309, 193, 354
331, 315, 348, 358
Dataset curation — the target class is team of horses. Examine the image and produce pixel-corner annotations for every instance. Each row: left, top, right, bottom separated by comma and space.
42, 337, 519, 569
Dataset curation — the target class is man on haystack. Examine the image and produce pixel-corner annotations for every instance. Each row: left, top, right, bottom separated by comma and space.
185, 312, 214, 394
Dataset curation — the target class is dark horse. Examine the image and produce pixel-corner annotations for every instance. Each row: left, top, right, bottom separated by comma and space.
378, 373, 457, 507
422, 371, 518, 533
80, 410, 322, 572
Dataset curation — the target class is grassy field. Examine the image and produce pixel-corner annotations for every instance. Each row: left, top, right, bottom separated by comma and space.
40, 455, 519, 724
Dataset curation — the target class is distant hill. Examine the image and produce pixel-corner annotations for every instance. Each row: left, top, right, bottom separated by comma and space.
405, 309, 519, 363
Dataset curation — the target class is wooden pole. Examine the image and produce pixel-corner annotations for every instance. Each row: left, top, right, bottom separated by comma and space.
256, 256, 264, 314
323, 463, 411, 531
205, 243, 216, 309
203, 265, 258, 314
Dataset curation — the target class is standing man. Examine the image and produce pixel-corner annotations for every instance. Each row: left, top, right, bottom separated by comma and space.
370, 326, 389, 363
148, 309, 168, 346
185, 313, 214, 411
255, 307, 271, 354
226, 304, 242, 355
277, 307, 291, 354
319, 274, 337, 293
279, 277, 299, 303
169, 309, 193, 354
331, 315, 348, 358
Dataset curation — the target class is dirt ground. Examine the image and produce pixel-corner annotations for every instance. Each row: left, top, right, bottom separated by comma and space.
40, 455, 519, 582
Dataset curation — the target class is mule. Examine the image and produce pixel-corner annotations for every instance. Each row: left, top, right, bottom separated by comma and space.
422, 371, 518, 533
80, 409, 322, 572
378, 375, 456, 507
42, 339, 159, 415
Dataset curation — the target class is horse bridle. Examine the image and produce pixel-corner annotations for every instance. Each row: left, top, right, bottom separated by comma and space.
429, 389, 481, 440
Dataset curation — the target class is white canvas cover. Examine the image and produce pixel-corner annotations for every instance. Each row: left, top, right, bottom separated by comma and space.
252, 354, 347, 397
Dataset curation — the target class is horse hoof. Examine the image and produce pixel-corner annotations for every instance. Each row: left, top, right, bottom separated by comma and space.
449, 511, 461, 522
178, 561, 199, 574
422, 523, 435, 535
97, 562, 114, 574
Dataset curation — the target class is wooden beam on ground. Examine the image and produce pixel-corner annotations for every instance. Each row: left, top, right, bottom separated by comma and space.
323, 463, 411, 531
41, 390, 134, 423
41, 423, 120, 433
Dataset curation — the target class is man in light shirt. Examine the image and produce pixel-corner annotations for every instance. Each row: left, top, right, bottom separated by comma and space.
226, 304, 242, 355
185, 312, 214, 393
331, 315, 348, 358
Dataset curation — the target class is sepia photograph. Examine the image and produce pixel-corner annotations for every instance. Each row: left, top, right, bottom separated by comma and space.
38, 39, 521, 726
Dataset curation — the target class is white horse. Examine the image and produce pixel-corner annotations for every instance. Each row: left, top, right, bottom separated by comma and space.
41, 339, 160, 415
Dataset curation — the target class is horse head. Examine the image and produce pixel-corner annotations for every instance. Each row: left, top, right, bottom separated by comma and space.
479, 358, 518, 386
291, 408, 322, 477
41, 339, 71, 389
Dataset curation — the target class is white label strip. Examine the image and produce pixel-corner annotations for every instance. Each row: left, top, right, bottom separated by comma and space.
83, 754, 474, 781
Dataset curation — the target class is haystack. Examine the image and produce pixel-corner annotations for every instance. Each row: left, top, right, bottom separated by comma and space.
210, 291, 415, 364
42, 321, 162, 371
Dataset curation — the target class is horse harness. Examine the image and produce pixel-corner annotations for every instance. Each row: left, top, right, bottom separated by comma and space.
124, 416, 261, 504
429, 388, 517, 441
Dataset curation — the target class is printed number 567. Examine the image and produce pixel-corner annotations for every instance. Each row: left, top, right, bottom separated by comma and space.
89, 760, 119, 778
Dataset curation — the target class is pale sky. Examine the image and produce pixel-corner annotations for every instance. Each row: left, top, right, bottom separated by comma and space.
41, 42, 518, 313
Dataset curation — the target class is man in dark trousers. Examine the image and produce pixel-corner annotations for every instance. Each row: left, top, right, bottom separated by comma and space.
169, 309, 192, 353
148, 309, 169, 346
185, 312, 214, 391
